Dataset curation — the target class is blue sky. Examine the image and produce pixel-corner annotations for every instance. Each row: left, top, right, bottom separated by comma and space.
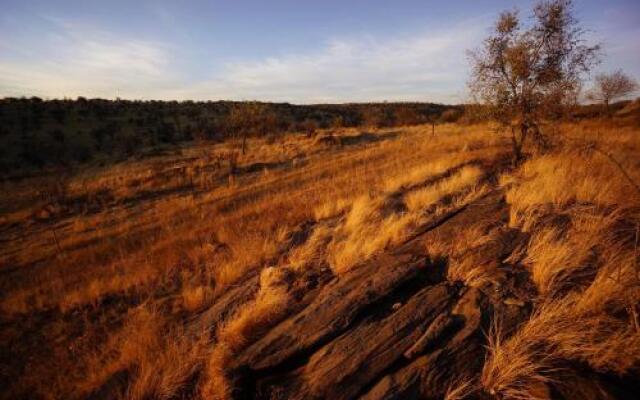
1, 0, 638, 103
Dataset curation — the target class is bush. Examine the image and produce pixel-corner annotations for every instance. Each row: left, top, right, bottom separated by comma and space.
438, 109, 463, 123
66, 131, 96, 163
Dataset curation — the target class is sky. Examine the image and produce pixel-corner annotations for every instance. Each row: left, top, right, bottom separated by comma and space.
1, 0, 639, 104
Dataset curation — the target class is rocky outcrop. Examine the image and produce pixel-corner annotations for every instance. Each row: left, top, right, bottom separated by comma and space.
270, 283, 457, 400
190, 191, 571, 400
361, 287, 491, 400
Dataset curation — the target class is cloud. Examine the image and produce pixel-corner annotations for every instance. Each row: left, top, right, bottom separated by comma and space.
0, 17, 486, 103
173, 22, 485, 103
0, 18, 175, 98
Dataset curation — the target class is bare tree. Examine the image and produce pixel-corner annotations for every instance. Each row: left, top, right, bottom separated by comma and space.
468, 0, 600, 162
588, 70, 638, 115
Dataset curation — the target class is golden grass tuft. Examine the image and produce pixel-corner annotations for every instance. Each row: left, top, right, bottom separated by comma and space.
314, 197, 352, 220
382, 158, 452, 192
287, 223, 334, 270
76, 305, 208, 400
181, 285, 215, 313
502, 149, 640, 230
481, 309, 560, 400
484, 140, 640, 398
201, 266, 294, 398
444, 378, 476, 400
329, 209, 417, 274
519, 210, 615, 298
327, 164, 487, 274
482, 294, 640, 399
404, 165, 483, 212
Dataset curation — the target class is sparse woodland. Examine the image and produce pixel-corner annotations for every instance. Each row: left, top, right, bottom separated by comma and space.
0, 99, 454, 175
1, 1, 640, 400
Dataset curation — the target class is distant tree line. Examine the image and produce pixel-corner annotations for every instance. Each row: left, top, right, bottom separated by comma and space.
1, 91, 636, 175
0, 98, 462, 174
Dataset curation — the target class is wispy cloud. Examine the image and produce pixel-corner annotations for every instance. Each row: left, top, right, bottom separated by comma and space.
0, 17, 486, 103
0, 18, 174, 98
173, 21, 486, 103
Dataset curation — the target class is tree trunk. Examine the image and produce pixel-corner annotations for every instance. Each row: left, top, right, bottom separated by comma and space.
529, 122, 549, 152
510, 123, 528, 165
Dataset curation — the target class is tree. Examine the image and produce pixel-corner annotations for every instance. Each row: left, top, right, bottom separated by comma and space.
394, 107, 422, 126
226, 102, 279, 154
362, 105, 395, 128
438, 109, 463, 124
156, 121, 177, 143
588, 70, 638, 115
298, 119, 319, 137
468, 0, 599, 162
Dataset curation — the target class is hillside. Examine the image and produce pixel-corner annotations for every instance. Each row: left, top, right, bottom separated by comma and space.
1, 120, 639, 399
0, 98, 457, 176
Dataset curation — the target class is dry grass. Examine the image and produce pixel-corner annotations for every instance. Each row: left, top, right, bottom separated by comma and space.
73, 305, 208, 400
444, 378, 476, 400
5, 120, 638, 399
286, 223, 334, 270
482, 129, 640, 398
314, 196, 352, 220
481, 305, 564, 400
502, 144, 640, 299
424, 211, 504, 288
382, 157, 456, 192
482, 294, 640, 399
502, 148, 640, 230
327, 195, 416, 273
201, 266, 294, 399
519, 211, 619, 298
1, 123, 507, 398
181, 285, 215, 313
577, 239, 640, 316
326, 164, 488, 274
1, 124, 500, 317
404, 165, 483, 211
